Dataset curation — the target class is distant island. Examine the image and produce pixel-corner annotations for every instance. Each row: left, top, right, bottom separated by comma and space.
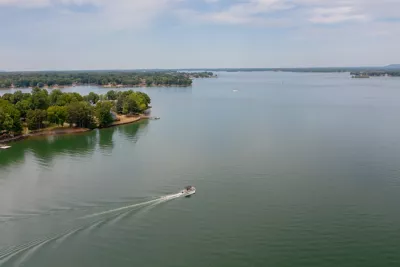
385, 64, 400, 69
351, 73, 370, 79
176, 66, 400, 76
0, 88, 152, 142
350, 70, 400, 78
0, 71, 216, 89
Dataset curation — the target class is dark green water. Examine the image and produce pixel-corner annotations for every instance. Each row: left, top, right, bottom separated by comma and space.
1, 72, 400, 266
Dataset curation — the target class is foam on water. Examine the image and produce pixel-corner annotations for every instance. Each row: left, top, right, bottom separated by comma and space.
0, 192, 185, 266
81, 192, 183, 219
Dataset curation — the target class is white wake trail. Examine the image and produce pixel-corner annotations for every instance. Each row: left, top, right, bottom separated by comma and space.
0, 192, 185, 266
0, 192, 186, 266
81, 192, 183, 219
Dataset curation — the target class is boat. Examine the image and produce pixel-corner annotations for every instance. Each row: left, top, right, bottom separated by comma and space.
0, 145, 11, 150
180, 186, 196, 197
151, 116, 160, 120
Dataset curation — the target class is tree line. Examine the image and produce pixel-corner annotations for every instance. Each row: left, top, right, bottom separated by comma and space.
350, 71, 400, 77
0, 71, 215, 88
0, 88, 151, 137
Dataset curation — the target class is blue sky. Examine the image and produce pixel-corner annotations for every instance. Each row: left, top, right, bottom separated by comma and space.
0, 0, 399, 70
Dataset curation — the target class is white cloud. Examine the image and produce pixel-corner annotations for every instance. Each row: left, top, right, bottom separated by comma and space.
181, 0, 294, 26
297, 0, 400, 23
309, 6, 367, 24
2, 0, 400, 36
0, 0, 183, 30
94, 0, 182, 30
2, 0, 400, 28
181, 0, 400, 26
0, 0, 50, 8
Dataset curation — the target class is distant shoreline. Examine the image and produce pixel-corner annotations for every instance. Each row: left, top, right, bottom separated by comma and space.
0, 84, 193, 91
0, 71, 216, 89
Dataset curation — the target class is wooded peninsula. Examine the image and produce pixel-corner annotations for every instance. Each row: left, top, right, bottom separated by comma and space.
0, 71, 216, 89
0, 88, 151, 141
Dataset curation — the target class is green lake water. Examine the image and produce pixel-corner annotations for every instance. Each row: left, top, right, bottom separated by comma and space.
1, 72, 400, 266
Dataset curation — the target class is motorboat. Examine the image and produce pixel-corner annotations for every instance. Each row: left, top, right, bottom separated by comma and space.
0, 145, 11, 150
181, 186, 196, 197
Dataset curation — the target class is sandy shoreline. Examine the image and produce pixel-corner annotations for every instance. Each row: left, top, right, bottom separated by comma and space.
108, 115, 147, 127
0, 115, 148, 144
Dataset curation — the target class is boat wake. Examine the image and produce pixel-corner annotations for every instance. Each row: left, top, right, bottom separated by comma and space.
81, 192, 183, 219
0, 192, 185, 266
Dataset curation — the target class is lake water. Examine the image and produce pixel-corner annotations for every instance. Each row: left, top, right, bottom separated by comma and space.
1, 72, 400, 267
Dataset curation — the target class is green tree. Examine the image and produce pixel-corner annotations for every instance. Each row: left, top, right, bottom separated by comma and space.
15, 99, 33, 118
137, 91, 151, 105
26, 109, 47, 130
47, 106, 68, 126
12, 90, 25, 104
57, 92, 83, 106
106, 90, 117, 100
95, 101, 114, 127
1, 93, 13, 103
0, 80, 12, 88
71, 92, 84, 102
115, 91, 132, 114
31, 87, 49, 110
114, 90, 150, 114
132, 92, 150, 110
122, 93, 140, 114
66, 101, 95, 128
86, 92, 100, 105
49, 89, 64, 106
0, 100, 22, 134
99, 94, 106, 101
116, 95, 124, 114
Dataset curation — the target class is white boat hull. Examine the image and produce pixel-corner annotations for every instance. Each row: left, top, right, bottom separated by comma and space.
181, 188, 196, 197
185, 190, 196, 197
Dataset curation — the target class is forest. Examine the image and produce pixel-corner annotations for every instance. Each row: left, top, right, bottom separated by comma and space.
0, 71, 215, 88
0, 88, 151, 138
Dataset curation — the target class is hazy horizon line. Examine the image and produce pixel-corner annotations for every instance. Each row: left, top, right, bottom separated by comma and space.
2, 65, 400, 73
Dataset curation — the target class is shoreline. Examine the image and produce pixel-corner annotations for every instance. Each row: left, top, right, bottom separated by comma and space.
0, 115, 149, 144
0, 84, 193, 91
0, 76, 218, 91
104, 114, 149, 128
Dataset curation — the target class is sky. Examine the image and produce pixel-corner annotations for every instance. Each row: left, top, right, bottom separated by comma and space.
0, 0, 400, 70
